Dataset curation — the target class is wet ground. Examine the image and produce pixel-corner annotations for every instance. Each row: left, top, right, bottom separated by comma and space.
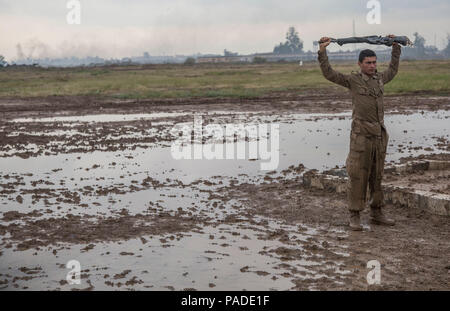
384, 165, 450, 195
0, 91, 449, 290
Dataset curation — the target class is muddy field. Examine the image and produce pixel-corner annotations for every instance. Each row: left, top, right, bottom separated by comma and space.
0, 90, 449, 290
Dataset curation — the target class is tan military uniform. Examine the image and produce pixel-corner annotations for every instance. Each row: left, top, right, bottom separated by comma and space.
318, 45, 401, 211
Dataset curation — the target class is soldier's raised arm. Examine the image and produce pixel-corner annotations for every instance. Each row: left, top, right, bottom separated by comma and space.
317, 37, 351, 89
382, 34, 402, 84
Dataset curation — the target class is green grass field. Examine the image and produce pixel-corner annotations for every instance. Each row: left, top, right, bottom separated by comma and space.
0, 59, 448, 99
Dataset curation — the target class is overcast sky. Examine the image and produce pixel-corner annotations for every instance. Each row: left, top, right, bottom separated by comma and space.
0, 0, 449, 60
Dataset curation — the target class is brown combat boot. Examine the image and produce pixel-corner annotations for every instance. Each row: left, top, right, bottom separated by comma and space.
349, 211, 363, 231
370, 207, 395, 226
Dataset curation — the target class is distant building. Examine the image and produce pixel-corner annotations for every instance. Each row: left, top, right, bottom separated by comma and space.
197, 55, 253, 63
196, 48, 397, 64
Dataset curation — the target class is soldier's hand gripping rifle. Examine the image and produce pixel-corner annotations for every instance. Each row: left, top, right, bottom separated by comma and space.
318, 35, 412, 47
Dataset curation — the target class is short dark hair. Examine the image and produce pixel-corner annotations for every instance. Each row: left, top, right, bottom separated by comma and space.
359, 49, 377, 63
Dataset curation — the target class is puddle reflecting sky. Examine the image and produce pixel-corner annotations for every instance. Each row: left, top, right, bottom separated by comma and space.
1, 110, 448, 219
0, 109, 448, 290
2, 110, 449, 175
0, 218, 349, 291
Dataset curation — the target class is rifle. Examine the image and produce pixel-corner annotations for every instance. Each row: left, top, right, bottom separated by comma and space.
318, 35, 412, 47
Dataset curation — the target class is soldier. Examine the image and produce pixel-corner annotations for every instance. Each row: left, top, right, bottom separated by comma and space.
318, 34, 401, 231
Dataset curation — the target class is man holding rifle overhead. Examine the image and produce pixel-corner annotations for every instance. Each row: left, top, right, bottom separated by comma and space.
317, 34, 402, 231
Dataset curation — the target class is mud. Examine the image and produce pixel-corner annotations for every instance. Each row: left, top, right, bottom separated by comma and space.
0, 90, 448, 120
0, 90, 449, 290
219, 177, 450, 290
384, 166, 450, 195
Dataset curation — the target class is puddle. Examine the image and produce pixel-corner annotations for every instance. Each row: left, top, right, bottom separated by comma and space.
11, 112, 189, 123
9, 110, 266, 124
0, 109, 448, 290
0, 219, 349, 290
1, 111, 448, 217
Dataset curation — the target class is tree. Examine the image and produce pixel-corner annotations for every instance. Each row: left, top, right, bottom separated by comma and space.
184, 57, 196, 65
273, 26, 304, 55
443, 34, 450, 58
286, 26, 303, 52
224, 49, 238, 57
413, 32, 426, 57
0, 55, 6, 67
273, 42, 291, 54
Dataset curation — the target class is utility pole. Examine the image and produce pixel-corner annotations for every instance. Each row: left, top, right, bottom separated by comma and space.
353, 19, 357, 52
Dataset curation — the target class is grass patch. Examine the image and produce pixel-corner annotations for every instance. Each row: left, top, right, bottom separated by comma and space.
0, 60, 448, 99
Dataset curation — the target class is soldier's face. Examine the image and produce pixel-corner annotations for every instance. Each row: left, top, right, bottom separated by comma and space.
358, 56, 377, 76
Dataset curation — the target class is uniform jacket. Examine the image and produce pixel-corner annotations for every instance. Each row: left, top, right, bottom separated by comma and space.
318, 45, 401, 137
